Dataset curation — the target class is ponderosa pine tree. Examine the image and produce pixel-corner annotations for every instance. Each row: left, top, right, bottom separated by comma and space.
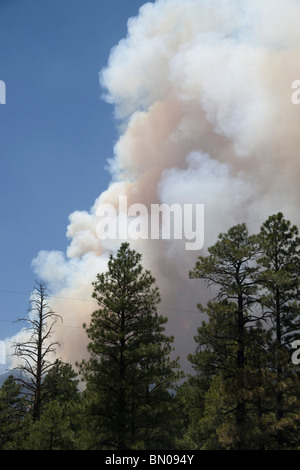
0, 375, 26, 449
257, 212, 300, 448
184, 215, 300, 450
41, 359, 79, 406
22, 361, 81, 450
79, 242, 182, 450
188, 223, 269, 449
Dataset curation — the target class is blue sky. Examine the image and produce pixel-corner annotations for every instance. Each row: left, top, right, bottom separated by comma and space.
0, 0, 153, 342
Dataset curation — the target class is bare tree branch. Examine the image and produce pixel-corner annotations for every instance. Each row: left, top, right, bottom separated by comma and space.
12, 280, 62, 421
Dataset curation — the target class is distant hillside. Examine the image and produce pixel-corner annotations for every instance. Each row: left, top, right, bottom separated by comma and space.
0, 369, 24, 388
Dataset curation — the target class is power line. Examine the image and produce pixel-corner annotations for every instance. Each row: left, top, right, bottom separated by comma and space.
0, 288, 202, 339
0, 318, 196, 339
0, 289, 98, 303
0, 288, 201, 315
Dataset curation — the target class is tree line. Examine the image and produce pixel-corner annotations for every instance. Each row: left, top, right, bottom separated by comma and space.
1, 212, 300, 450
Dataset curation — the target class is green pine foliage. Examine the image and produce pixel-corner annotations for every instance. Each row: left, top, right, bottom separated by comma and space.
78, 242, 182, 450
181, 213, 300, 450
257, 213, 300, 448
1, 218, 300, 450
0, 375, 27, 449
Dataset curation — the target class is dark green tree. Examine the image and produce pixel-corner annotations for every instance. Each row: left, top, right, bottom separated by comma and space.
22, 361, 82, 450
184, 215, 300, 450
0, 375, 27, 449
41, 359, 79, 406
21, 400, 78, 450
188, 223, 269, 449
257, 212, 300, 448
79, 242, 182, 450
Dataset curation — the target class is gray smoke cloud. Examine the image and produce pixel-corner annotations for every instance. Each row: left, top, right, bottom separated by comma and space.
6, 0, 300, 371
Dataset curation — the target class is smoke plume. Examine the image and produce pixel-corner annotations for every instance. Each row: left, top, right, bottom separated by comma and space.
7, 0, 300, 371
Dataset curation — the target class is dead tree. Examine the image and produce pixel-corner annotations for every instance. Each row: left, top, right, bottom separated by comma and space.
13, 281, 62, 421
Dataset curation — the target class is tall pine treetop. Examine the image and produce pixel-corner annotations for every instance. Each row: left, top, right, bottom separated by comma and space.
79, 241, 181, 450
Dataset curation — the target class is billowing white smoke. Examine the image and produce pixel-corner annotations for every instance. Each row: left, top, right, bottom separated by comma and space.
6, 0, 300, 371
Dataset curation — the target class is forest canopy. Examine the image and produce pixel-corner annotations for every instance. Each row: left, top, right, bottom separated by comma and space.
1, 212, 300, 450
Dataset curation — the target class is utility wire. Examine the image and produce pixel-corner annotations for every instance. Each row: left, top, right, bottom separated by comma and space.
0, 289, 201, 314
0, 288, 201, 339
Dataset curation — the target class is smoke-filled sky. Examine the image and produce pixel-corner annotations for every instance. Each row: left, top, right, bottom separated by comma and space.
1, 0, 300, 374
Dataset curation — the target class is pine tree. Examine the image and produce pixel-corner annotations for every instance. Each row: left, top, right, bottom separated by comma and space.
22, 400, 78, 450
79, 242, 181, 450
22, 361, 82, 450
188, 223, 268, 449
257, 212, 300, 448
41, 359, 79, 406
184, 215, 300, 450
0, 376, 26, 449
